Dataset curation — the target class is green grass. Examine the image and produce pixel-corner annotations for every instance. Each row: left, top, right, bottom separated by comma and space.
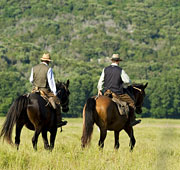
0, 118, 180, 170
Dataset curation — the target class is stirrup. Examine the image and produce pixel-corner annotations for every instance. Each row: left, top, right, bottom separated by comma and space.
57, 120, 68, 127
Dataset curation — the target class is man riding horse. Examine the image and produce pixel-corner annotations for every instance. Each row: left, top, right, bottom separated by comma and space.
29, 52, 67, 127
97, 54, 141, 126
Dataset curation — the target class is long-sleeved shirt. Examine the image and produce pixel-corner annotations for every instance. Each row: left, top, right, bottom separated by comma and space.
97, 63, 131, 91
29, 62, 57, 95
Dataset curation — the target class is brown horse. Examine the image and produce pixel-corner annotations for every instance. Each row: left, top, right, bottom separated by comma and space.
81, 83, 148, 150
0, 80, 70, 151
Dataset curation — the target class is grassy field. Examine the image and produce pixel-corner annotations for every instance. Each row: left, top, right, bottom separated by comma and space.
0, 118, 180, 170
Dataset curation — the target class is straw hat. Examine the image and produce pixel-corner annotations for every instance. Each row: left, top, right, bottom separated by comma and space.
41, 53, 52, 62
111, 54, 122, 61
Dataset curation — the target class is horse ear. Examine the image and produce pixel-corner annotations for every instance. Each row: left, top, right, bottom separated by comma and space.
66, 79, 70, 87
144, 82, 148, 89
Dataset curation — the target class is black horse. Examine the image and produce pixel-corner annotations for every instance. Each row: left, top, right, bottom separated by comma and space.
0, 80, 70, 151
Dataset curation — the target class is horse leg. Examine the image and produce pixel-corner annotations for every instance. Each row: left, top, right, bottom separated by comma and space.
124, 126, 136, 151
98, 129, 107, 149
32, 128, 41, 151
114, 131, 120, 150
15, 123, 24, 150
49, 128, 57, 151
42, 129, 50, 150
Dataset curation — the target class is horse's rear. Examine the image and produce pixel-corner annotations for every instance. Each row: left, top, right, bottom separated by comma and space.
95, 96, 128, 131
26, 93, 57, 150
27, 93, 55, 129
81, 95, 128, 148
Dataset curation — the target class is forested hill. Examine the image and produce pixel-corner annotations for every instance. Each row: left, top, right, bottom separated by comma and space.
0, 0, 180, 118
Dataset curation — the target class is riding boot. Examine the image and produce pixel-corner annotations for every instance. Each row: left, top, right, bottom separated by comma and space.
56, 105, 67, 127
129, 108, 141, 126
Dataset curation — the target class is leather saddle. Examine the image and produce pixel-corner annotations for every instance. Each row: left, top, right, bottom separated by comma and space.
31, 88, 55, 108
104, 90, 129, 117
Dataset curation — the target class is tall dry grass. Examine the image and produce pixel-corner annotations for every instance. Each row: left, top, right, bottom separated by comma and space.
0, 118, 180, 170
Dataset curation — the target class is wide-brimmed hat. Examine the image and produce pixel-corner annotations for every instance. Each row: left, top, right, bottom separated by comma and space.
41, 53, 52, 62
111, 54, 122, 61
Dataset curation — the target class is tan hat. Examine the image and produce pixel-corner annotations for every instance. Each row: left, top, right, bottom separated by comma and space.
111, 54, 122, 61
41, 53, 52, 62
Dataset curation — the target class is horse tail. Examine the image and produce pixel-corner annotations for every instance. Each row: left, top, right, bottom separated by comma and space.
81, 97, 96, 148
0, 95, 28, 144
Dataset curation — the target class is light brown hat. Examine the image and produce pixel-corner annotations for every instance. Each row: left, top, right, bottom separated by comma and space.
111, 54, 122, 61
41, 53, 52, 62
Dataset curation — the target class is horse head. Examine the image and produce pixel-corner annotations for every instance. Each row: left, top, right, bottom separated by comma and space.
132, 83, 148, 114
56, 80, 70, 112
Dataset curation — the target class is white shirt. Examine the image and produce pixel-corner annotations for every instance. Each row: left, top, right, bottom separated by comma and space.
29, 62, 57, 95
97, 63, 131, 91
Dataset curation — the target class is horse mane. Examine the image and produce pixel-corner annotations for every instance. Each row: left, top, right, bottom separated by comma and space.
56, 81, 65, 89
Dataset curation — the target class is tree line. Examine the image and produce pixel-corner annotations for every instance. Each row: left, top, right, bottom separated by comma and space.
0, 0, 179, 118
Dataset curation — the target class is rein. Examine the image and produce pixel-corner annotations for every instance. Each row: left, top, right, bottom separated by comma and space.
133, 86, 142, 92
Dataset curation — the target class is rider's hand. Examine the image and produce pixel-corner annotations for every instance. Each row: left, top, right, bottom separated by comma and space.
98, 90, 102, 96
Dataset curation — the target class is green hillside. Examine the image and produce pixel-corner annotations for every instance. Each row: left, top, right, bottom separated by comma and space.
0, 0, 180, 118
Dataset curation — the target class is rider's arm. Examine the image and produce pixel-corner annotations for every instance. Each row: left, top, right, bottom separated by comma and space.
121, 69, 131, 88
47, 68, 57, 96
29, 68, 34, 83
97, 68, 105, 95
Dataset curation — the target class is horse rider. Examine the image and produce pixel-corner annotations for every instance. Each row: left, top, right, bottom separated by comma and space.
29, 53, 67, 127
97, 54, 141, 126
